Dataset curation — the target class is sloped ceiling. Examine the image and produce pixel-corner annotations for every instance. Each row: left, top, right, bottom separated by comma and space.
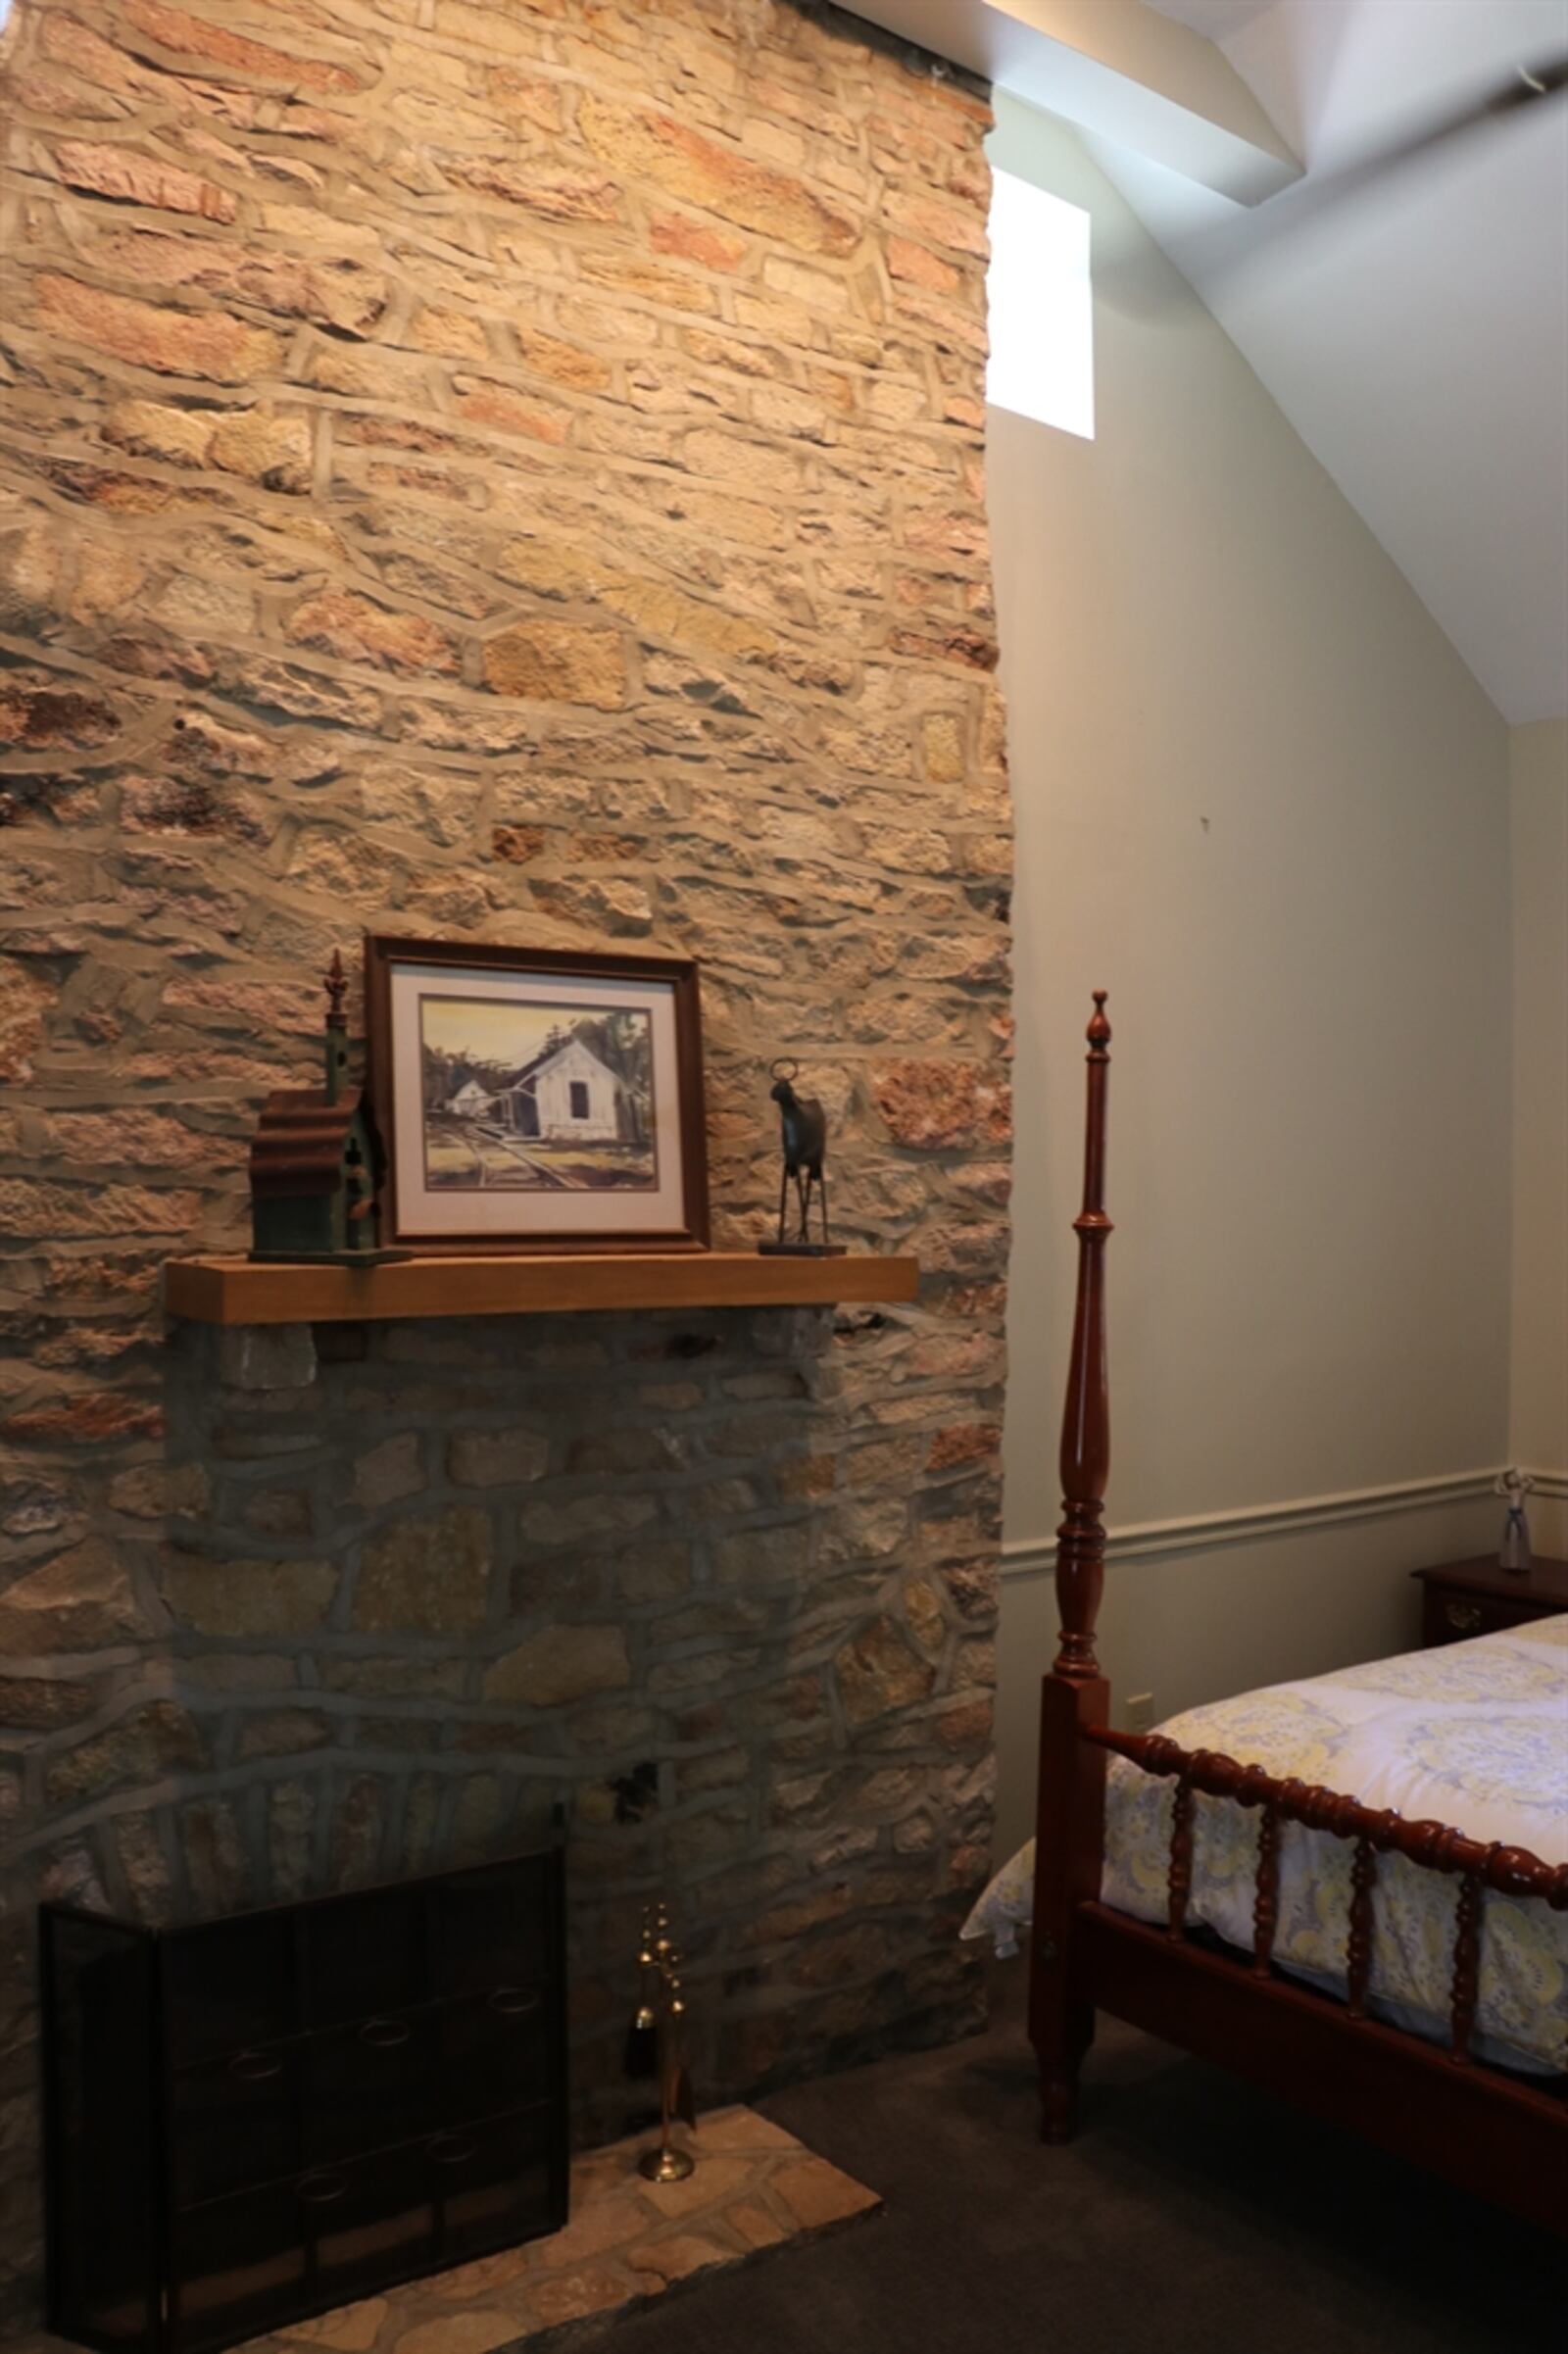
855, 0, 1567, 722
1151, 0, 1278, 37
1119, 0, 1568, 721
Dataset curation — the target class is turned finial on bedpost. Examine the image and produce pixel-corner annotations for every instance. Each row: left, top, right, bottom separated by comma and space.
1053, 992, 1112, 1683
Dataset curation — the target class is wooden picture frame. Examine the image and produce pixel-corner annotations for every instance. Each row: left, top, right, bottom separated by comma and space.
364, 936, 710, 1255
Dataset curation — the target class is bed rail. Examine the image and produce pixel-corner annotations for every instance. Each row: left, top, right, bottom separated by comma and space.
1085, 1725, 1568, 2061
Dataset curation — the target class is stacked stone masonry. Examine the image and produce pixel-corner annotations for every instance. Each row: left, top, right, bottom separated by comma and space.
0, 0, 1009, 2322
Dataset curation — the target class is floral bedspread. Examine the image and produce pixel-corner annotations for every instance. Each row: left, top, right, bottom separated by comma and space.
963, 1616, 1568, 2073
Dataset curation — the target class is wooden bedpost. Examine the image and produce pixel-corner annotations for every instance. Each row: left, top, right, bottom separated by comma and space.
1029, 992, 1113, 2142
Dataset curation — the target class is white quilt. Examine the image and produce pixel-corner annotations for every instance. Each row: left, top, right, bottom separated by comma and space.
963, 1616, 1568, 2073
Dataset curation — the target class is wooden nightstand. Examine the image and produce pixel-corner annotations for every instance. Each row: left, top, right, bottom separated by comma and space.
1411, 1554, 1568, 1647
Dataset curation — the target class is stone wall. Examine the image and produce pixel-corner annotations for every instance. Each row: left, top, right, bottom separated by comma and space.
0, 0, 1008, 2317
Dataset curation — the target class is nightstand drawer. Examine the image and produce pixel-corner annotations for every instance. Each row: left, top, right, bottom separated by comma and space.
1421, 1588, 1557, 1646
1412, 1555, 1568, 1650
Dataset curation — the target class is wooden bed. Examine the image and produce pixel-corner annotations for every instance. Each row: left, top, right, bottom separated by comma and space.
1029, 995, 1568, 2235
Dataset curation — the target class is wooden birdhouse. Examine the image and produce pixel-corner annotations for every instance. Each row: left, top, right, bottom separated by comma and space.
249, 953, 396, 1264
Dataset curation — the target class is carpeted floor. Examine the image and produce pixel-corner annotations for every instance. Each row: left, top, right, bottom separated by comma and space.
592, 1966, 1562, 2354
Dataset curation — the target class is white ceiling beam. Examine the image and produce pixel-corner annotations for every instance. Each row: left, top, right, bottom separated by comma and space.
848, 0, 1301, 203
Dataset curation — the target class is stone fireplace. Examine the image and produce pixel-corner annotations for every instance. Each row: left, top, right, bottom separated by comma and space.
0, 0, 1009, 2324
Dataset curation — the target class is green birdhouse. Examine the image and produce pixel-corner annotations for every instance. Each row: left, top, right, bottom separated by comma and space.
248, 952, 392, 1264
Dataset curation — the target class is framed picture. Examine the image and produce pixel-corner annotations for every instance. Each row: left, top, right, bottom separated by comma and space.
364, 937, 710, 1253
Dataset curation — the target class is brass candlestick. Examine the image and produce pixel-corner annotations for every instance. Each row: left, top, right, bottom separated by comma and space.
630, 1901, 696, 2183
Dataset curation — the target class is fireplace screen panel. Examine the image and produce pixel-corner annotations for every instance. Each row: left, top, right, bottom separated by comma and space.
41, 1848, 567, 2354
40, 1910, 161, 2353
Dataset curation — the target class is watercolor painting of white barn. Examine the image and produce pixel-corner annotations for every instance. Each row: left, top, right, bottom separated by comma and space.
503, 1036, 625, 1143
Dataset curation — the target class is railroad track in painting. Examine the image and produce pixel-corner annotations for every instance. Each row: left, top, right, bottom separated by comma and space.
469, 1123, 576, 1189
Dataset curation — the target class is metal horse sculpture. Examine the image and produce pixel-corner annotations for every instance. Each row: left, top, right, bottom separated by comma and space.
768, 1058, 832, 1251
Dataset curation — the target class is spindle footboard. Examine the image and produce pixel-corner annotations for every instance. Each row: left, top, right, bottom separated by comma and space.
1029, 997, 1568, 2237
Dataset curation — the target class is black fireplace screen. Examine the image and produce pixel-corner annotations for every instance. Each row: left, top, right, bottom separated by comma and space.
41, 1846, 568, 2354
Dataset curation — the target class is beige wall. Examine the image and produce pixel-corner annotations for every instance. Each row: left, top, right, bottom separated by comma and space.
986, 101, 1512, 1860
1509, 720, 1568, 1554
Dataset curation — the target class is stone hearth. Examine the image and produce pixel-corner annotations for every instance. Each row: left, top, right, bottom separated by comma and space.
4, 2107, 879, 2354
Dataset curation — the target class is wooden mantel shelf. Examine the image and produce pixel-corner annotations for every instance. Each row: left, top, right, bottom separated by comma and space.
164, 1251, 920, 1327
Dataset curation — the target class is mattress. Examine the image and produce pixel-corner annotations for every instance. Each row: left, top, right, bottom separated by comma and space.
963, 1615, 1568, 2075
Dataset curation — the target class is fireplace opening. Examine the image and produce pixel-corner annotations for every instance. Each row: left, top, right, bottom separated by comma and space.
42, 1849, 568, 2354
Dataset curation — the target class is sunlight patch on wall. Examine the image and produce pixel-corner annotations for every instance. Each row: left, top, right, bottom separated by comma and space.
987, 171, 1095, 440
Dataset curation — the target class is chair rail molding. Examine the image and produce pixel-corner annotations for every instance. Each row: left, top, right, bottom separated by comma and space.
1002, 1466, 1513, 1580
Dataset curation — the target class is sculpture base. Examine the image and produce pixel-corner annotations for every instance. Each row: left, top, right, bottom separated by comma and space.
757, 1242, 847, 1258
638, 2142, 696, 2182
